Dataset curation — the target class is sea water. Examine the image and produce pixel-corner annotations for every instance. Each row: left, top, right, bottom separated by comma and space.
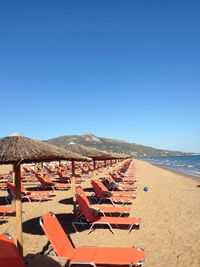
142, 155, 200, 178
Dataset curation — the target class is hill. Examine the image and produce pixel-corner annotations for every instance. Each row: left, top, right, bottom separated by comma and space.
46, 133, 190, 157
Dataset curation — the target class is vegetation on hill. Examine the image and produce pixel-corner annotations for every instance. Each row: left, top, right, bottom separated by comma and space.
46, 133, 190, 157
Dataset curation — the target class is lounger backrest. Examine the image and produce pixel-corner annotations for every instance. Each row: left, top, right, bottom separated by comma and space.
20, 184, 27, 193
108, 175, 115, 183
76, 187, 91, 206
96, 180, 109, 192
91, 180, 105, 198
56, 170, 63, 178
30, 168, 38, 175
6, 183, 16, 196
0, 233, 26, 267
41, 213, 75, 257
35, 174, 49, 186
76, 194, 96, 222
43, 173, 51, 182
23, 166, 31, 173
75, 186, 85, 196
44, 166, 53, 173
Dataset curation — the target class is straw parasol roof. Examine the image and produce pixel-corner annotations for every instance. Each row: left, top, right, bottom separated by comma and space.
0, 135, 91, 164
0, 134, 91, 255
65, 142, 113, 160
108, 152, 132, 159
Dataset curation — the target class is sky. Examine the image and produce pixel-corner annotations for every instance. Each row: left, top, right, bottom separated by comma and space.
0, 0, 199, 153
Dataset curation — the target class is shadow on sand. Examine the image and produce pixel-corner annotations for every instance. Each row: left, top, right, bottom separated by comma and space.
59, 197, 73, 205
23, 213, 75, 236
83, 187, 94, 192
0, 196, 8, 205
25, 254, 64, 267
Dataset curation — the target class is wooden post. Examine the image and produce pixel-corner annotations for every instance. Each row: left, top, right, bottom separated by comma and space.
14, 163, 23, 256
93, 160, 96, 179
93, 159, 96, 170
71, 160, 76, 214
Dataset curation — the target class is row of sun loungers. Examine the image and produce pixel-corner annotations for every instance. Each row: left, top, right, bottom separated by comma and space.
0, 159, 145, 266
73, 186, 140, 234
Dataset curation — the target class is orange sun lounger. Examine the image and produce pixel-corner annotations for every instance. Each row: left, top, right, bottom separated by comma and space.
35, 173, 71, 191
108, 174, 137, 191
40, 212, 145, 267
0, 206, 15, 221
98, 179, 136, 197
76, 186, 130, 216
112, 171, 137, 183
91, 180, 134, 206
7, 182, 52, 203
0, 233, 26, 267
75, 193, 141, 234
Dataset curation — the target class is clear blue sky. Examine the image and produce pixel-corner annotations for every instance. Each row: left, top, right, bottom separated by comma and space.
0, 0, 199, 152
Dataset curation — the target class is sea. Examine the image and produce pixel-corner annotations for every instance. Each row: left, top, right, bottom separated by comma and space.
142, 155, 200, 178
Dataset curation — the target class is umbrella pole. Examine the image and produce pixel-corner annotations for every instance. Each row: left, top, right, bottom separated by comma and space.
71, 160, 76, 215
14, 163, 23, 256
93, 160, 96, 179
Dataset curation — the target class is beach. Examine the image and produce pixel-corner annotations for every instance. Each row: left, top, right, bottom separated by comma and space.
0, 160, 200, 267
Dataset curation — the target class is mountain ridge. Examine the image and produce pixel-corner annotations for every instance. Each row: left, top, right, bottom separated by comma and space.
46, 133, 191, 157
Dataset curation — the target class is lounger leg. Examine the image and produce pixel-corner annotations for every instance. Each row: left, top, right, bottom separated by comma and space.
44, 244, 56, 256
72, 222, 78, 232
72, 213, 84, 232
110, 199, 116, 207
107, 223, 116, 234
26, 197, 32, 203
88, 223, 95, 234
88, 223, 116, 235
98, 199, 102, 204
69, 262, 97, 267
128, 224, 134, 234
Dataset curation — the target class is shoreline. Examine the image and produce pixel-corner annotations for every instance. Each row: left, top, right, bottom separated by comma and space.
138, 159, 200, 183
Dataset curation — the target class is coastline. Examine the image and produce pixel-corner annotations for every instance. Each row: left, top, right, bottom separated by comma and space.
140, 160, 200, 183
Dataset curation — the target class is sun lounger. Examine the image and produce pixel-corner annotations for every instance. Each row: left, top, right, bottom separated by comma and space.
56, 170, 71, 182
40, 212, 144, 266
107, 175, 137, 191
98, 180, 136, 198
99, 177, 136, 196
91, 180, 133, 206
0, 233, 26, 267
111, 172, 137, 184
0, 206, 15, 221
23, 166, 33, 174
76, 186, 130, 216
75, 193, 141, 234
7, 182, 52, 203
44, 165, 56, 175
35, 174, 71, 191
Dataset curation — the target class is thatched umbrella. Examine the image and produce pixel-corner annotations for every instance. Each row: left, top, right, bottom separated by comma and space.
65, 143, 114, 177
0, 134, 90, 255
107, 152, 132, 161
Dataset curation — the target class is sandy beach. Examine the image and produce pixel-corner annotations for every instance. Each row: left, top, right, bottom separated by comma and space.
0, 160, 200, 267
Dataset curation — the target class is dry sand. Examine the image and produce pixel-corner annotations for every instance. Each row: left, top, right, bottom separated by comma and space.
0, 160, 200, 267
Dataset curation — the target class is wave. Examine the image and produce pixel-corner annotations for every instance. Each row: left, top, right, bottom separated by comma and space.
143, 155, 200, 178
